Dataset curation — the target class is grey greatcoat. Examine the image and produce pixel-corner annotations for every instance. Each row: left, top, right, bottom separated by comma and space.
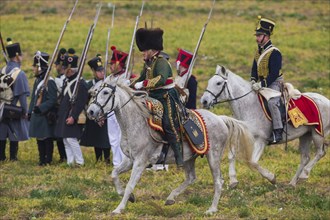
54, 72, 88, 139
80, 78, 110, 148
0, 61, 30, 141
28, 71, 58, 138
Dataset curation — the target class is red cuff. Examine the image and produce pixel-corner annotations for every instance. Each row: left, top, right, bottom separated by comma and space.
143, 80, 148, 87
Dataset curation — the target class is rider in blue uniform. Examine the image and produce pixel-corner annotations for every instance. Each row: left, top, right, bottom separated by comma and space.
250, 16, 283, 144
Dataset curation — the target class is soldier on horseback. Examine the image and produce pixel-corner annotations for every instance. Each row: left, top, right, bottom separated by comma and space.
132, 27, 183, 168
250, 16, 284, 144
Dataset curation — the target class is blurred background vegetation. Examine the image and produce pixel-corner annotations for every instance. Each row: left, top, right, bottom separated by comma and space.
0, 1, 329, 219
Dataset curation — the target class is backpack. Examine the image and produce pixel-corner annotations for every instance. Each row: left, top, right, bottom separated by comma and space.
0, 66, 21, 104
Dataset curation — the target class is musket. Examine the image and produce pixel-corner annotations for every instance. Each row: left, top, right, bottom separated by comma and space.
104, 3, 115, 78
184, 0, 215, 88
104, 28, 111, 79
36, 0, 78, 106
0, 32, 9, 63
71, 3, 102, 104
124, 1, 145, 80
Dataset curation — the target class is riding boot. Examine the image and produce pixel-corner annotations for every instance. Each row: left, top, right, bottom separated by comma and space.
170, 143, 183, 168
103, 149, 111, 165
267, 129, 283, 144
9, 141, 18, 161
0, 140, 7, 161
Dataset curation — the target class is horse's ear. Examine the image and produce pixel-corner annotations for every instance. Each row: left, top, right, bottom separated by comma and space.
216, 65, 228, 79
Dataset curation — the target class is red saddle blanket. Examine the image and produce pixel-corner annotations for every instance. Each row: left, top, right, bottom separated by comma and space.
258, 94, 323, 136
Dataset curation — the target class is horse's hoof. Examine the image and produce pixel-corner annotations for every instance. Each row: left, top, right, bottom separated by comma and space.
205, 208, 217, 215
270, 175, 276, 185
229, 181, 239, 189
165, 199, 175, 205
112, 209, 121, 215
128, 193, 135, 203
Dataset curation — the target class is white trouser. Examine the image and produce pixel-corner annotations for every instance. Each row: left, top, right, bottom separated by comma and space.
107, 113, 124, 167
63, 138, 84, 165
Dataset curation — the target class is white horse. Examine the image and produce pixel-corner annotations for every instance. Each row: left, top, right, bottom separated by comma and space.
201, 65, 330, 187
86, 80, 254, 215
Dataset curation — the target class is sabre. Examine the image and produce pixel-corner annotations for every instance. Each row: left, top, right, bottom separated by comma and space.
36, 0, 78, 106
0, 32, 8, 63
184, 0, 215, 88
124, 1, 145, 80
71, 3, 102, 105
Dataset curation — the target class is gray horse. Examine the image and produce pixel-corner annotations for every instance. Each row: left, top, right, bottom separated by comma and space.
201, 65, 330, 187
86, 79, 254, 215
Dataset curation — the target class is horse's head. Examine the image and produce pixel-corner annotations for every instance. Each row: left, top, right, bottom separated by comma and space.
87, 79, 117, 121
201, 65, 229, 109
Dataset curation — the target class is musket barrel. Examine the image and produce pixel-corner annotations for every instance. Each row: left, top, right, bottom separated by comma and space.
0, 32, 9, 63
36, 0, 78, 106
184, 0, 215, 88
124, 1, 145, 79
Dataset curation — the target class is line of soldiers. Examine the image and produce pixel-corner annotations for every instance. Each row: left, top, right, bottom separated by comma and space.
0, 31, 198, 168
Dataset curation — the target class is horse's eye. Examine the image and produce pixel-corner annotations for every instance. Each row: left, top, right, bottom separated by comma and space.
216, 82, 221, 86
103, 90, 109, 95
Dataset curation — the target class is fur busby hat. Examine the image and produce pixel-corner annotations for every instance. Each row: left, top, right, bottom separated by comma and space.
63, 48, 78, 68
54, 48, 67, 65
135, 28, 163, 51
176, 48, 193, 69
6, 38, 22, 58
255, 15, 275, 36
88, 56, 104, 71
33, 51, 49, 69
110, 46, 128, 67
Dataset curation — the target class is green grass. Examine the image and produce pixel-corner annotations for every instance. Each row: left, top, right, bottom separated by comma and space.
0, 0, 329, 219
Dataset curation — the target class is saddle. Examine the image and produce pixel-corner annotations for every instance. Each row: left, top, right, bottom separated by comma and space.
258, 83, 323, 136
144, 97, 210, 155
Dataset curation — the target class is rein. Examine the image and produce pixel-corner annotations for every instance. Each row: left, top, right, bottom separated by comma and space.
204, 74, 253, 105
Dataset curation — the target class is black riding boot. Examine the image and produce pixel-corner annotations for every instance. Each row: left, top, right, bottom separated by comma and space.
94, 147, 102, 162
267, 129, 283, 144
170, 143, 183, 168
10, 141, 18, 161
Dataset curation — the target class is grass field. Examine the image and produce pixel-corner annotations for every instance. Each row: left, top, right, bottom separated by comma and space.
0, 0, 329, 219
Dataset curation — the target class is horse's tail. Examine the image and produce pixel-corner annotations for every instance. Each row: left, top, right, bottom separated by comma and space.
220, 115, 254, 163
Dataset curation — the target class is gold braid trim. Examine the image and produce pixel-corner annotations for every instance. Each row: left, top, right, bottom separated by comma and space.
255, 49, 273, 78
166, 93, 180, 142
145, 75, 161, 88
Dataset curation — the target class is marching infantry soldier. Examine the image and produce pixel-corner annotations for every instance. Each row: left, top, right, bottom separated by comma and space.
175, 48, 197, 109
250, 16, 283, 144
0, 38, 30, 161
53, 48, 67, 162
132, 28, 183, 168
54, 48, 88, 166
80, 55, 111, 164
28, 51, 57, 166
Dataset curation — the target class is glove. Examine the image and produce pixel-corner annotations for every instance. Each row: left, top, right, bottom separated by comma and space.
250, 80, 256, 85
252, 81, 262, 91
123, 79, 131, 86
134, 81, 143, 90
33, 106, 41, 114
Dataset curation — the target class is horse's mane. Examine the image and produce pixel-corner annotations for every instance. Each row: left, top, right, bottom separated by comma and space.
115, 81, 151, 118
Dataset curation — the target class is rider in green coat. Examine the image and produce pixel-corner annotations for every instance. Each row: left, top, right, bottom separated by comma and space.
133, 28, 183, 168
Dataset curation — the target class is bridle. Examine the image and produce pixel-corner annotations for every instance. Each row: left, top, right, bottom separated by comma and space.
204, 73, 253, 106
90, 82, 137, 121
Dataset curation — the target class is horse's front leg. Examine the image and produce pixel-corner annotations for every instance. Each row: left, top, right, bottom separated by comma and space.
111, 155, 133, 196
165, 159, 196, 205
112, 158, 147, 214
249, 141, 276, 184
